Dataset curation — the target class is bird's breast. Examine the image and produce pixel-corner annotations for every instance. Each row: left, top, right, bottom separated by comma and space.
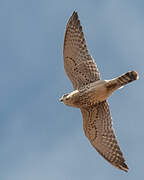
79, 80, 111, 106
66, 80, 112, 108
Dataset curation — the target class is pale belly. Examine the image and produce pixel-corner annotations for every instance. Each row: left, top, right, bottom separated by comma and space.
78, 80, 110, 106
66, 80, 112, 107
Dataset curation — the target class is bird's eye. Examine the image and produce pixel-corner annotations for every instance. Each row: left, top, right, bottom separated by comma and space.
65, 97, 70, 101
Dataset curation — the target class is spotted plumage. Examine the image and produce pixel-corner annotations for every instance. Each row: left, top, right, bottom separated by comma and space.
61, 11, 138, 172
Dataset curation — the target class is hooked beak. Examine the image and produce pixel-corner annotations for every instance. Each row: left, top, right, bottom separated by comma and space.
59, 97, 63, 102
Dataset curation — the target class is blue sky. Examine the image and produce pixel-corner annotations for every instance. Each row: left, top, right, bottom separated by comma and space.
0, 0, 144, 179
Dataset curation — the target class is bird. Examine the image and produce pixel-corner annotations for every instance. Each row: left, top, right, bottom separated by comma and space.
60, 11, 138, 172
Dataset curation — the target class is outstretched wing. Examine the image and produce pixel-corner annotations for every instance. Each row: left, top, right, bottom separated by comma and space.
63, 11, 100, 89
80, 101, 128, 172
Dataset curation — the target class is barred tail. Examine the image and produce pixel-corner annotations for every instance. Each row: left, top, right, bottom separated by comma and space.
116, 70, 138, 86
106, 71, 138, 91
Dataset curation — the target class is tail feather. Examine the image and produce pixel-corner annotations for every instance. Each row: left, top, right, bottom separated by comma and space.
106, 71, 138, 91
117, 71, 138, 86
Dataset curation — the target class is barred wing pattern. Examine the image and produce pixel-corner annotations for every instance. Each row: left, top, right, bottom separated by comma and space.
81, 101, 128, 172
63, 11, 100, 89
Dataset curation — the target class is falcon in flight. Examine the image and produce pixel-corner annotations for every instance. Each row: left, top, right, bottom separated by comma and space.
60, 11, 138, 172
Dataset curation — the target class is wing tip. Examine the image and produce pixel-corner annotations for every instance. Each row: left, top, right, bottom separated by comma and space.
71, 11, 79, 23
118, 162, 129, 172
67, 11, 80, 27
113, 161, 128, 172
72, 10, 78, 18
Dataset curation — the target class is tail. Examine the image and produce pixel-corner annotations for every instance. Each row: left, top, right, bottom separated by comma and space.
106, 71, 138, 91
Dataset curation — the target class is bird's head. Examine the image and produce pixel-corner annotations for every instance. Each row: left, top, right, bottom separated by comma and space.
60, 90, 80, 107
60, 93, 69, 103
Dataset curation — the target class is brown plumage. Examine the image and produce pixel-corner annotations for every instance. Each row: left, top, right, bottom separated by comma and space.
63, 11, 100, 89
61, 11, 138, 172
